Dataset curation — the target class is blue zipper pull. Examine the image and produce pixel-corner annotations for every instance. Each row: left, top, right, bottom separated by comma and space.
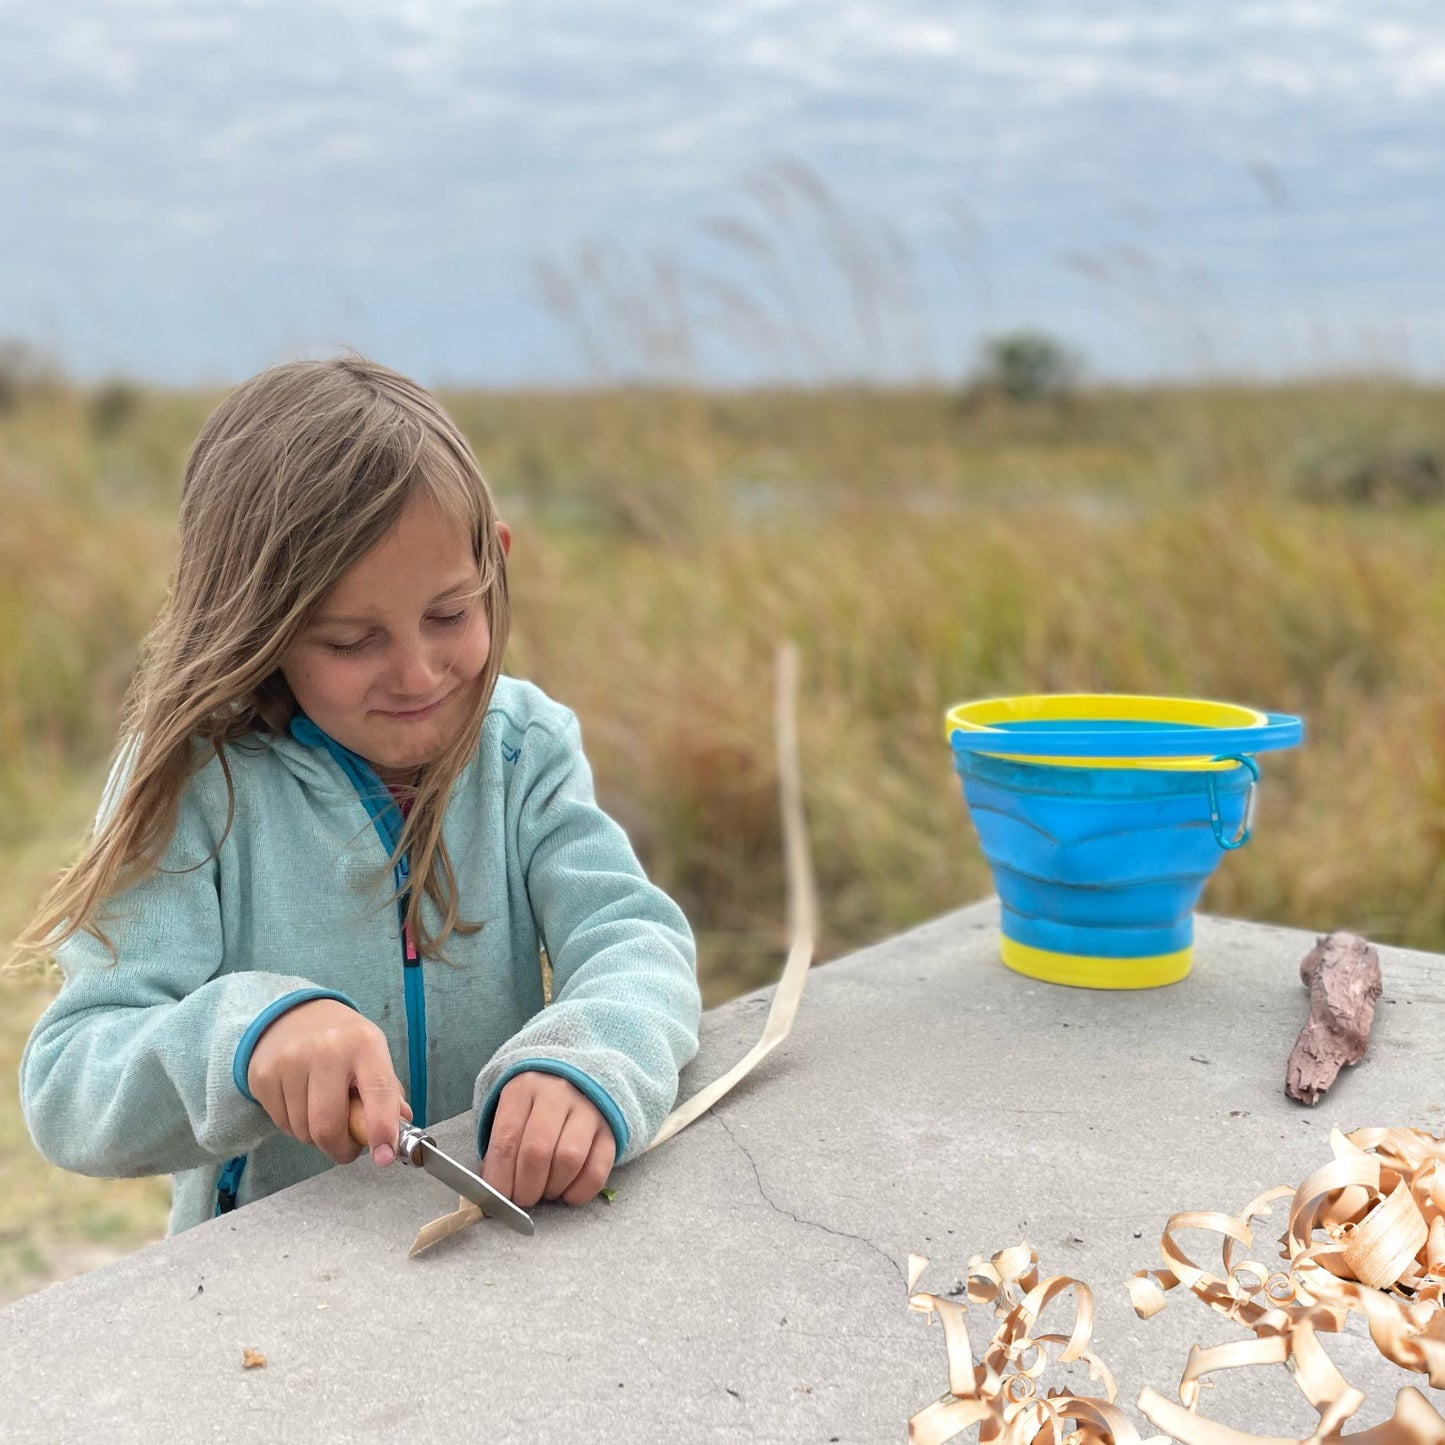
215, 1154, 247, 1216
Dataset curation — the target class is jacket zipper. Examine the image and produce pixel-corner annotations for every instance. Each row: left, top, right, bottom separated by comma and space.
398, 852, 429, 1128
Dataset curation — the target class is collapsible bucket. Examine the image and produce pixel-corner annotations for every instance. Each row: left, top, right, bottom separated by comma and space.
945, 695, 1304, 989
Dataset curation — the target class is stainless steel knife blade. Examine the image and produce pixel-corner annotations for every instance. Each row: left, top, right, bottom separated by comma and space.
347, 1097, 536, 1237
405, 1125, 535, 1236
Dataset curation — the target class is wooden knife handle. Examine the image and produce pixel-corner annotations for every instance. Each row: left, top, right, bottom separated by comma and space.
348, 1093, 412, 1155
346, 1095, 371, 1150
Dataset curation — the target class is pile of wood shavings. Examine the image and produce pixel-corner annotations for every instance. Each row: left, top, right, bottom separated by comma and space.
908, 1128, 1445, 1443
907, 1243, 1164, 1443
1127, 1125, 1445, 1442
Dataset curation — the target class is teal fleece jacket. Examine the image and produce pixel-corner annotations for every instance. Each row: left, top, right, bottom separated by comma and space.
20, 677, 701, 1234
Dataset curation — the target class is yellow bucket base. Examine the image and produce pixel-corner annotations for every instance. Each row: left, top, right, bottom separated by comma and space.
1000, 935, 1192, 990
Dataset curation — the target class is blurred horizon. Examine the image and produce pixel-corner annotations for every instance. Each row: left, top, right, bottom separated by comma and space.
4, 0, 1444, 389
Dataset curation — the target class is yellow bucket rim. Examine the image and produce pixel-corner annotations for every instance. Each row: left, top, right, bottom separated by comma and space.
944, 692, 1269, 771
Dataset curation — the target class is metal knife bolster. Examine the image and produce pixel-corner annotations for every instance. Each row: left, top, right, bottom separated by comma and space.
395, 1120, 437, 1167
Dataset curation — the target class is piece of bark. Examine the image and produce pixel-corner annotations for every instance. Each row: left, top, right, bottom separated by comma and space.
1285, 932, 1383, 1105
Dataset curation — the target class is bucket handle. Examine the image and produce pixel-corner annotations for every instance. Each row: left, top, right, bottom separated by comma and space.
1207, 754, 1259, 850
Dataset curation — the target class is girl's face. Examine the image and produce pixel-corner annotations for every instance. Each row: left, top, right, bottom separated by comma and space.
279, 492, 509, 784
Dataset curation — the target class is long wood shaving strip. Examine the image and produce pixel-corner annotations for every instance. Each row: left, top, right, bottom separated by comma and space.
907, 1244, 1169, 1445
408, 642, 819, 1256
1125, 1125, 1445, 1442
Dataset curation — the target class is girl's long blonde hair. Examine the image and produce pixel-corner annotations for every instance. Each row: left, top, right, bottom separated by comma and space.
17, 355, 511, 963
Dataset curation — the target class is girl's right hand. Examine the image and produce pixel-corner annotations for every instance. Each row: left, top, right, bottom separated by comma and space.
246, 998, 411, 1166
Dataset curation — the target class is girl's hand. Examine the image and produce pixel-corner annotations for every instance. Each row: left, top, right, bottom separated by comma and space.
247, 998, 411, 1166
481, 1072, 616, 1209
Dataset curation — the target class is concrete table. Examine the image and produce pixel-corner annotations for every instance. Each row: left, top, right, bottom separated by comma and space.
5, 900, 1444, 1442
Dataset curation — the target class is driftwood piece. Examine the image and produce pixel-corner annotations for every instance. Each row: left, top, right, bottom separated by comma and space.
1285, 932, 1383, 1105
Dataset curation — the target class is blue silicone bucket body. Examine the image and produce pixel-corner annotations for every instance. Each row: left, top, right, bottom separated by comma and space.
946, 698, 1305, 988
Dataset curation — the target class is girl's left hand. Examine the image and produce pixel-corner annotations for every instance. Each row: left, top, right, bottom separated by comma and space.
480, 1072, 616, 1209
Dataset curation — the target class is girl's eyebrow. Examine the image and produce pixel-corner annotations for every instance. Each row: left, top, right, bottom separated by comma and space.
311, 577, 477, 628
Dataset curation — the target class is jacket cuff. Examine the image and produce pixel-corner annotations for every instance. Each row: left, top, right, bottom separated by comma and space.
476, 1060, 630, 1159
232, 989, 361, 1102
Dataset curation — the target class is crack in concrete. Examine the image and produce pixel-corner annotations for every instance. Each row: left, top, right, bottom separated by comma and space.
714, 1114, 906, 1285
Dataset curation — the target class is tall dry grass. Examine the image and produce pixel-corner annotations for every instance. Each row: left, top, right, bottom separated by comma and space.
2, 373, 1443, 1300
4, 379, 1444, 979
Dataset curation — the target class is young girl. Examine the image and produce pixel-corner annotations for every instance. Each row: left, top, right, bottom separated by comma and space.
17, 356, 701, 1233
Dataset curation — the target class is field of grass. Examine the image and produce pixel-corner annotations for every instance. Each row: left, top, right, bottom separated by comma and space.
2, 376, 1443, 1302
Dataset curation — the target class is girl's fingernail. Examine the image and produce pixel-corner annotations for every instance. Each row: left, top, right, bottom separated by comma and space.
375, 1145, 396, 1167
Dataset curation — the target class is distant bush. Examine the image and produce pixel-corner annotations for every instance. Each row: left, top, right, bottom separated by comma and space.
0, 338, 62, 413
88, 378, 144, 438
968, 331, 1083, 404
1294, 440, 1445, 508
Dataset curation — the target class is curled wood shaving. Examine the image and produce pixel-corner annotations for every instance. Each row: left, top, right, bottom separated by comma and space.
1126, 1125, 1445, 1442
641, 639, 819, 1153
408, 642, 819, 1256
906, 1244, 1168, 1444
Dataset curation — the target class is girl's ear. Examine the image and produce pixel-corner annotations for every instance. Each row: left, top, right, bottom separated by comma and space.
498, 521, 512, 557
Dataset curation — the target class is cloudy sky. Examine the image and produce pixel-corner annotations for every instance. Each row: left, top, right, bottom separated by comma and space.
2, 0, 1443, 385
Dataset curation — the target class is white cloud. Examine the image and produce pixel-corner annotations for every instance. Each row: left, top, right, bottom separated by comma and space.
51, 17, 140, 94
195, 101, 338, 164
166, 205, 225, 237
1396, 46, 1445, 100
1376, 144, 1442, 173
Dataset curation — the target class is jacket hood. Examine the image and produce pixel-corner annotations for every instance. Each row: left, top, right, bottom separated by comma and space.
258, 713, 481, 809
252, 724, 360, 801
